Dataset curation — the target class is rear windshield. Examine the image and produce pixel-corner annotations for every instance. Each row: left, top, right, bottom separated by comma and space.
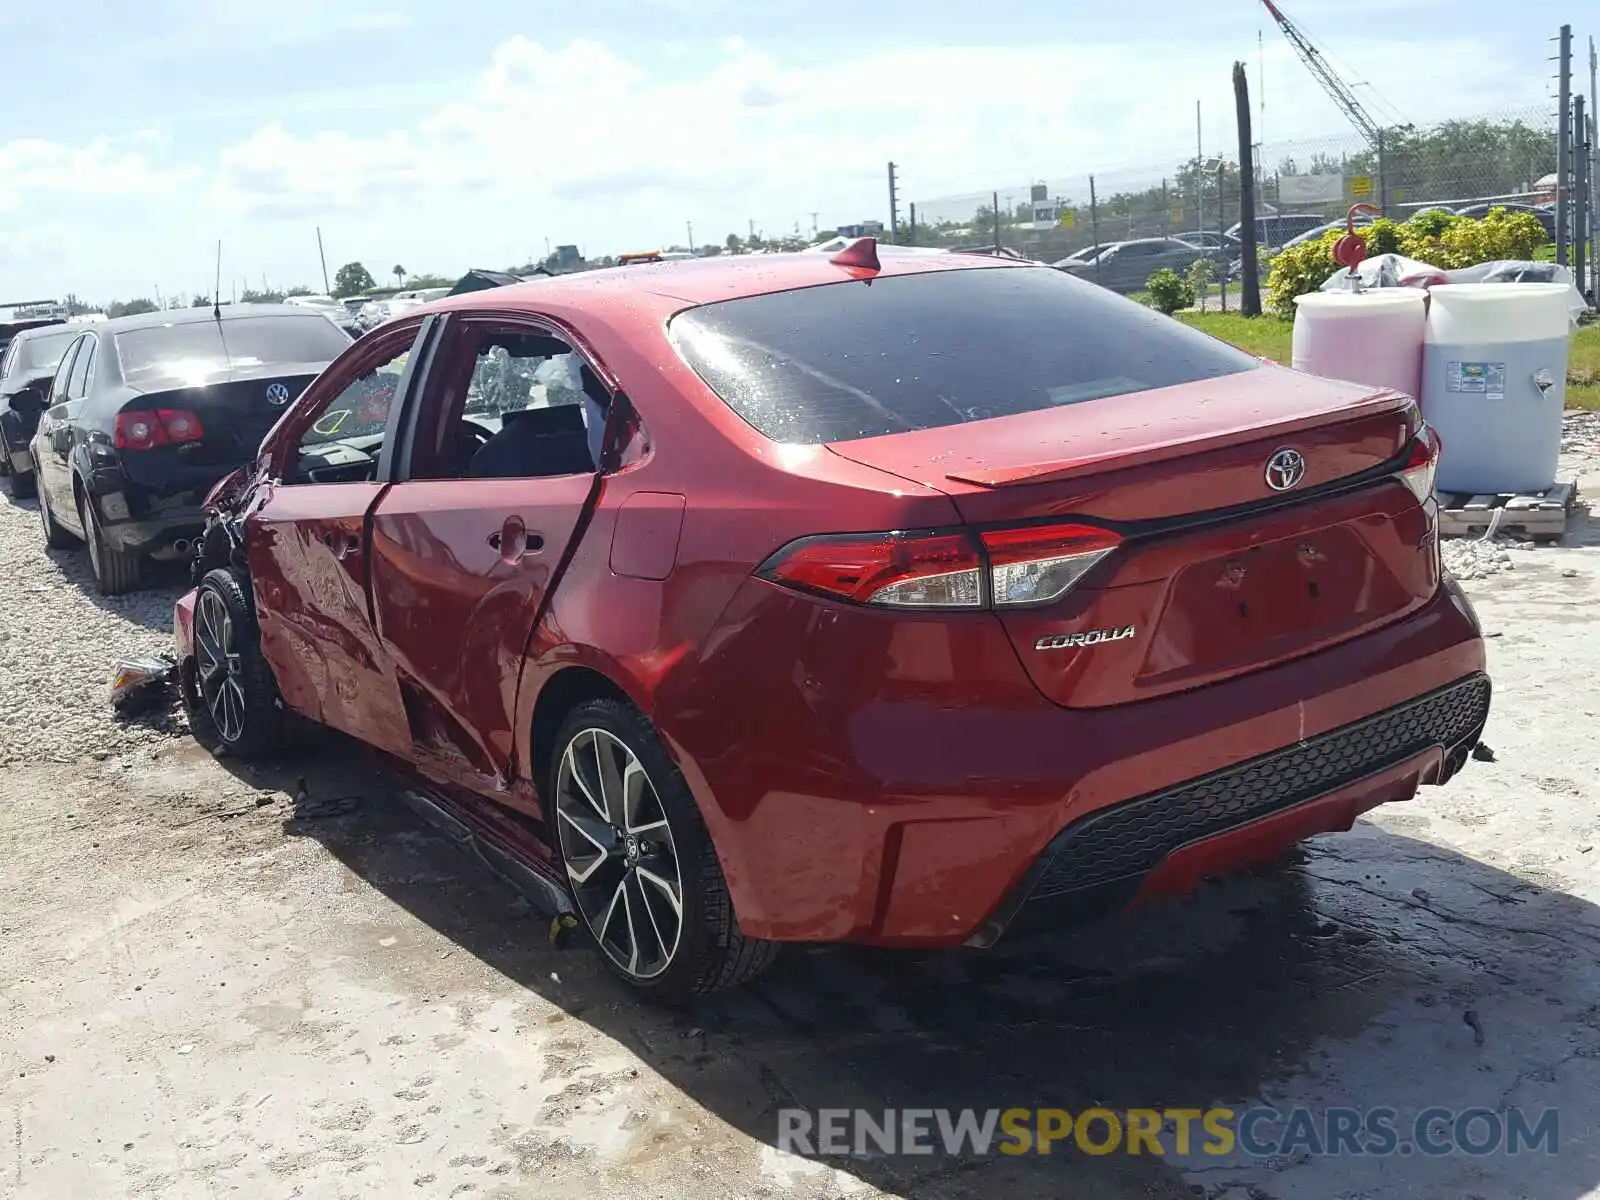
114, 314, 351, 385
670, 266, 1259, 444
11, 329, 77, 375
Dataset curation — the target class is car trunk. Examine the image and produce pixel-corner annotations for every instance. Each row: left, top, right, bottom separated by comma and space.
121, 365, 323, 469
826, 367, 1436, 709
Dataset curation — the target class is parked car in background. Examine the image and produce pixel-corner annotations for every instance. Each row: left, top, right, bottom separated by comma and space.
171, 249, 1487, 1001
1056, 237, 1206, 294
29, 305, 352, 593
0, 324, 80, 498
1177, 230, 1241, 258
1051, 244, 1112, 268
1226, 213, 1327, 248
284, 293, 363, 339
386, 287, 451, 319
1454, 202, 1556, 242
0, 315, 65, 363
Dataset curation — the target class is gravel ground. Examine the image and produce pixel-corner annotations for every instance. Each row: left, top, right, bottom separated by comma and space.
0, 506, 188, 767
0, 421, 1597, 1199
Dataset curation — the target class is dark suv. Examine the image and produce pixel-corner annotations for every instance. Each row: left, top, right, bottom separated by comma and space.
0, 321, 75, 499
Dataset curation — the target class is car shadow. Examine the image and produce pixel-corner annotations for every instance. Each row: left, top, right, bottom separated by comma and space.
24, 510, 192, 632
208, 741, 1600, 1200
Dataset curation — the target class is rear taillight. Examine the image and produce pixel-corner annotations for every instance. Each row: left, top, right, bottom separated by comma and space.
758, 531, 984, 608
981, 523, 1122, 607
1396, 424, 1441, 504
759, 522, 1121, 610
115, 409, 205, 451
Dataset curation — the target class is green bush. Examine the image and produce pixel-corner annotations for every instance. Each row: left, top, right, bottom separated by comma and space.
1362, 218, 1403, 256
1146, 268, 1195, 315
1186, 256, 1216, 296
1265, 230, 1341, 319
1476, 207, 1547, 261
1266, 209, 1555, 317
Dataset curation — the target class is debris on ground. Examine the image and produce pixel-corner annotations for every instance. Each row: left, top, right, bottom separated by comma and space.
1441, 536, 1521, 580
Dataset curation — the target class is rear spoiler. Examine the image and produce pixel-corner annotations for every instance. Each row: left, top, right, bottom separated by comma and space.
943, 388, 1417, 489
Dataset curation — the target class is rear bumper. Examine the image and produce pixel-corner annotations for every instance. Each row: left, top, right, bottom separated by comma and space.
968, 672, 1489, 946
665, 577, 1488, 947
84, 459, 238, 556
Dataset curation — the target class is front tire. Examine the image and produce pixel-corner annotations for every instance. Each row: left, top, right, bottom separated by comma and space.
185, 568, 286, 758
77, 490, 142, 594
550, 700, 777, 999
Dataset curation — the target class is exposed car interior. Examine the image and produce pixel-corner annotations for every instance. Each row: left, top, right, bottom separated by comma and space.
291, 327, 612, 485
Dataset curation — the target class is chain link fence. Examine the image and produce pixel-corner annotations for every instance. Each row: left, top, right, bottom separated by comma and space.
905, 104, 1562, 268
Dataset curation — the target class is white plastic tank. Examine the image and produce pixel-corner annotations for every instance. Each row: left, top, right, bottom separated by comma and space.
1422, 282, 1571, 495
1291, 289, 1427, 402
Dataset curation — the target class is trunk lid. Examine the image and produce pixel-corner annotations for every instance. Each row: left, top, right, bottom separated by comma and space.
122, 365, 323, 466
827, 368, 1436, 709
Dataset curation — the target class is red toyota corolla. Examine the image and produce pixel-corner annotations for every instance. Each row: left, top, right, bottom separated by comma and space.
173, 243, 1490, 999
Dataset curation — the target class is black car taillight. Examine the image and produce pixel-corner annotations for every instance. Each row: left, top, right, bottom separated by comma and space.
115, 409, 206, 451
758, 522, 1122, 611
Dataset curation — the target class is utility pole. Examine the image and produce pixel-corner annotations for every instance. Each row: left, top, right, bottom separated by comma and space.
1234, 62, 1261, 317
316, 226, 330, 294
1557, 24, 1572, 266
1195, 101, 1203, 240
809, 211, 819, 235
907, 201, 917, 247
887, 162, 900, 244
1575, 94, 1589, 292
1590, 36, 1598, 298
1089, 176, 1102, 283
991, 190, 1001, 252
686, 221, 694, 252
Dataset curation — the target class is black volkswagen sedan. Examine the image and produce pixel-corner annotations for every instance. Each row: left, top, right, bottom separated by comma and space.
30, 305, 351, 593
0, 323, 81, 498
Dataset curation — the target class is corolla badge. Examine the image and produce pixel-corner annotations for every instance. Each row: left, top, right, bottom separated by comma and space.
265, 382, 293, 406
1264, 447, 1307, 492
1035, 625, 1136, 651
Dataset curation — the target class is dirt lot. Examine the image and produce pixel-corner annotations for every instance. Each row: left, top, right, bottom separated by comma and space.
2, 420, 1599, 1199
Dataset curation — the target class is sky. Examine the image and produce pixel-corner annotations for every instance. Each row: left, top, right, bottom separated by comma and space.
0, 0, 1582, 303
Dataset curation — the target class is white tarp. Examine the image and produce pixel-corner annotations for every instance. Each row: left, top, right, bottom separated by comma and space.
1320, 254, 1589, 319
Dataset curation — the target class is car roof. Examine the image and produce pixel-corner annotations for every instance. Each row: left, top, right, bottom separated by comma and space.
91, 303, 334, 335
7, 322, 75, 343
423, 249, 1030, 324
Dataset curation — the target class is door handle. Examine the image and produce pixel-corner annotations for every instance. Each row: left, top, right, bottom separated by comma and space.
489, 517, 541, 562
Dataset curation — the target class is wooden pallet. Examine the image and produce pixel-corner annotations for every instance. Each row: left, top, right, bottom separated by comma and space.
1437, 481, 1580, 542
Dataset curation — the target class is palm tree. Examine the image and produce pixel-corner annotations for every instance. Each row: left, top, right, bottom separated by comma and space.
391, 265, 406, 287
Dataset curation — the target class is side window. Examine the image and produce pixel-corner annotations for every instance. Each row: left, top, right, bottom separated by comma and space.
290, 332, 415, 484
49, 338, 83, 402
0, 339, 16, 380
67, 338, 96, 399
415, 324, 608, 481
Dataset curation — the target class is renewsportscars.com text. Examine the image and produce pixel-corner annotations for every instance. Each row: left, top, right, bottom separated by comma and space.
778, 1106, 1559, 1159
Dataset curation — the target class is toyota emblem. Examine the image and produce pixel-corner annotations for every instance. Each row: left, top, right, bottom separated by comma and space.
265, 382, 292, 406
1264, 447, 1306, 492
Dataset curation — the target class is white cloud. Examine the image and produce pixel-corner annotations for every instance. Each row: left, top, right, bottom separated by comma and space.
0, 137, 196, 214
207, 30, 1548, 244
0, 27, 1557, 298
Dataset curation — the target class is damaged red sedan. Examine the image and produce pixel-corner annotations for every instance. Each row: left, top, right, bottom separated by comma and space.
173, 244, 1490, 999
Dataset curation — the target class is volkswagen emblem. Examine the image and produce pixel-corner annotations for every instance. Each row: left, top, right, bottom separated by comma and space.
265, 382, 292, 406
1264, 447, 1306, 492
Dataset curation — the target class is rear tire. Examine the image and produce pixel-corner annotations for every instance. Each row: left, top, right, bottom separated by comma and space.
549, 699, 777, 1000
184, 568, 287, 759
37, 484, 74, 548
77, 490, 142, 595
5, 465, 35, 500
